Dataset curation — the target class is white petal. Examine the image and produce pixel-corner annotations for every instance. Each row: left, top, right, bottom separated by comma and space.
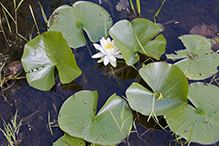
112, 40, 115, 46
92, 52, 105, 58
103, 56, 110, 66
112, 51, 123, 58
112, 50, 121, 55
110, 60, 116, 67
115, 54, 123, 59
100, 37, 106, 48
97, 57, 104, 63
93, 44, 103, 52
106, 37, 111, 43
112, 45, 118, 50
105, 49, 112, 54
108, 55, 116, 62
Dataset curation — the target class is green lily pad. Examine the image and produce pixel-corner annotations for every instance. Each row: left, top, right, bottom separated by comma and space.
126, 62, 188, 116
48, 1, 112, 48
90, 144, 116, 146
21, 31, 81, 91
165, 82, 219, 144
109, 18, 166, 65
53, 133, 86, 146
58, 90, 133, 145
166, 35, 219, 80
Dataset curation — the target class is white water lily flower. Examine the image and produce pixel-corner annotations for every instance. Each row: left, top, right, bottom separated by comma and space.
92, 37, 123, 67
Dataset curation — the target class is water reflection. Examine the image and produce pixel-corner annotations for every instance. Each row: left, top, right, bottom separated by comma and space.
0, 0, 219, 145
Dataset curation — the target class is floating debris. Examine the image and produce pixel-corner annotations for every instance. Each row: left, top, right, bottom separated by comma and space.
190, 24, 219, 51
116, 0, 129, 12
190, 23, 218, 38
7, 60, 23, 76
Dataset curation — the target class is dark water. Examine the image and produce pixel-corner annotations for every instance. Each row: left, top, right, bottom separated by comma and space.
0, 0, 219, 145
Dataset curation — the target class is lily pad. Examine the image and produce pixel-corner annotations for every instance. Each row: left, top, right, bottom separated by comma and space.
90, 144, 116, 146
48, 1, 112, 48
58, 90, 133, 145
109, 18, 166, 65
165, 82, 219, 144
53, 133, 86, 146
126, 62, 188, 116
166, 35, 219, 80
21, 31, 81, 91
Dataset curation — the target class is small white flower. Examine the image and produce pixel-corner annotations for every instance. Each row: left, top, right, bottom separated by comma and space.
92, 37, 123, 67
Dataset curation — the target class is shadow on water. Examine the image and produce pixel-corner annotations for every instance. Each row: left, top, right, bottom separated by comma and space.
0, 0, 219, 145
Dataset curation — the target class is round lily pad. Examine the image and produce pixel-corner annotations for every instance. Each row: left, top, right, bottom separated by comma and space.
48, 1, 112, 48
165, 82, 219, 144
109, 18, 166, 65
90, 144, 116, 146
58, 90, 133, 145
166, 35, 219, 80
126, 62, 188, 116
53, 133, 86, 146
21, 31, 81, 91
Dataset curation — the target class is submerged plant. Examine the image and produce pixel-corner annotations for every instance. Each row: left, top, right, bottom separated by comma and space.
0, 0, 26, 43
128, 0, 141, 16
0, 110, 22, 146
92, 37, 123, 67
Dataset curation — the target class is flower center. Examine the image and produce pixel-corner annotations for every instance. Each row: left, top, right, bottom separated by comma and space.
104, 43, 113, 50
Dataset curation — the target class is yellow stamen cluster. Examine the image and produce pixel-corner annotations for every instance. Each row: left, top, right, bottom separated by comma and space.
104, 43, 113, 50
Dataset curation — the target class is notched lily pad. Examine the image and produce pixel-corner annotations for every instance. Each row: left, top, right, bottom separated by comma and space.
53, 133, 86, 146
166, 34, 219, 80
58, 90, 133, 145
21, 31, 81, 91
90, 144, 116, 146
109, 18, 166, 65
165, 82, 219, 144
48, 1, 112, 48
126, 62, 188, 116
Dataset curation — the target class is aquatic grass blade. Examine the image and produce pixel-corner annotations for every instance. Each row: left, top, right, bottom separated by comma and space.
154, 0, 166, 18
29, 5, 40, 35
13, 0, 16, 9
0, 15, 8, 42
129, 0, 136, 15
15, 0, 24, 11
48, 111, 54, 136
136, 0, 140, 16
0, 128, 14, 146
38, 1, 48, 24
2, 9, 12, 32
0, 62, 6, 87
0, 2, 16, 24
18, 33, 28, 41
